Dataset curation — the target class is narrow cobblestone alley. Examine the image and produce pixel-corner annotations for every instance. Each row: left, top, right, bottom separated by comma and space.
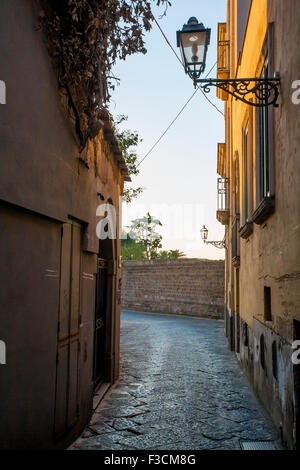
71, 311, 283, 450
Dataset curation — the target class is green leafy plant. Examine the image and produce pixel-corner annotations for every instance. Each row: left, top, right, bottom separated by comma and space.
157, 249, 186, 259
122, 216, 186, 261
126, 212, 162, 260
121, 232, 147, 260
112, 115, 144, 203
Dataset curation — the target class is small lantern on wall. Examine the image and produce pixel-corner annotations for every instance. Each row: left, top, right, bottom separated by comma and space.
200, 225, 209, 242
200, 225, 226, 249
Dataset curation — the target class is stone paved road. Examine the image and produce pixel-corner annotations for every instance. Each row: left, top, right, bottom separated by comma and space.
71, 311, 283, 450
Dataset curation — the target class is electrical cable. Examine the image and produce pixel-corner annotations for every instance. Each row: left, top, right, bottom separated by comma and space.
136, 16, 224, 167
137, 87, 199, 167
153, 16, 224, 117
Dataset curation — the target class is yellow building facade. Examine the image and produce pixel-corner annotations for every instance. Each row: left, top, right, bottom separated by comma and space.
217, 0, 300, 449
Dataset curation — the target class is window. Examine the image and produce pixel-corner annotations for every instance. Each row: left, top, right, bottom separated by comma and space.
253, 24, 275, 225
264, 286, 272, 321
259, 64, 270, 198
240, 120, 254, 239
233, 152, 240, 216
243, 124, 249, 221
232, 153, 240, 265
236, 0, 251, 60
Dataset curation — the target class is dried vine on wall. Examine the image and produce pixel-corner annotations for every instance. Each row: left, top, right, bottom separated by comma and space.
39, 0, 170, 151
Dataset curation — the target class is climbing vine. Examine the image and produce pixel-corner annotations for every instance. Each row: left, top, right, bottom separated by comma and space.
39, 0, 171, 150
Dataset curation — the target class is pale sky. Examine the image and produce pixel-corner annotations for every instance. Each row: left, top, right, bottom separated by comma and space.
110, 0, 226, 260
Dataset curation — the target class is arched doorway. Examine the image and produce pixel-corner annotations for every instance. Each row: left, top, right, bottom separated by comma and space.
93, 205, 116, 388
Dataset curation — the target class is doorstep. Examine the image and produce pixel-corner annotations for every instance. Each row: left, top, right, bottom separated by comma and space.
93, 382, 111, 411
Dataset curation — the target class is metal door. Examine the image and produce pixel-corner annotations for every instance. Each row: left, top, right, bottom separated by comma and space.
93, 258, 108, 386
54, 221, 81, 439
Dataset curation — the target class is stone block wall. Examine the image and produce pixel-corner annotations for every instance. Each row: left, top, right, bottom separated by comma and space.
121, 259, 225, 319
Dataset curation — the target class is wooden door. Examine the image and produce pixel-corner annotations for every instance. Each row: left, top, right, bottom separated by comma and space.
54, 221, 81, 439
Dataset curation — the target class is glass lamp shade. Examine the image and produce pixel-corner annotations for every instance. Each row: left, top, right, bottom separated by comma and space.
177, 18, 211, 81
200, 225, 208, 241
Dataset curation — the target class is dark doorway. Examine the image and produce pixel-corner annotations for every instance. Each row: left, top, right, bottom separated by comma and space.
93, 237, 114, 388
235, 269, 240, 353
235, 313, 240, 353
294, 320, 300, 450
230, 315, 235, 351
93, 257, 108, 386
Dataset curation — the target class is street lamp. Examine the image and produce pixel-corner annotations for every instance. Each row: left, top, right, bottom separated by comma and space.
200, 225, 208, 242
177, 17, 280, 107
200, 225, 226, 249
176, 17, 211, 81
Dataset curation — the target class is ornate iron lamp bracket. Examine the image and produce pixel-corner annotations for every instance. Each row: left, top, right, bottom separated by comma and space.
204, 238, 226, 249
195, 77, 280, 107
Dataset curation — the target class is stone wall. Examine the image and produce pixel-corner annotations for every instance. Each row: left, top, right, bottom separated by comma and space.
121, 259, 225, 319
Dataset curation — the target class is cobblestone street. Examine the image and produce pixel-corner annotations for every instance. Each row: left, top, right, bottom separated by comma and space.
71, 311, 282, 450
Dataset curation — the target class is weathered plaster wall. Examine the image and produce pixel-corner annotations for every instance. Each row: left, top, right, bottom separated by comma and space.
236, 0, 300, 338
121, 259, 225, 318
223, 0, 300, 449
240, 318, 295, 449
0, 1, 124, 253
0, 0, 125, 449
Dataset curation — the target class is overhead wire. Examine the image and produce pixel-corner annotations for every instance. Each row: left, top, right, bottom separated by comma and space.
137, 87, 199, 167
153, 16, 224, 115
136, 16, 224, 167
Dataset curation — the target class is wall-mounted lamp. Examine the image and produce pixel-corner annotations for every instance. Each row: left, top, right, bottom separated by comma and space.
200, 225, 226, 249
177, 17, 280, 107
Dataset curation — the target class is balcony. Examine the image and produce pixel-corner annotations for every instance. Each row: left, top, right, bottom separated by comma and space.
216, 177, 230, 225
